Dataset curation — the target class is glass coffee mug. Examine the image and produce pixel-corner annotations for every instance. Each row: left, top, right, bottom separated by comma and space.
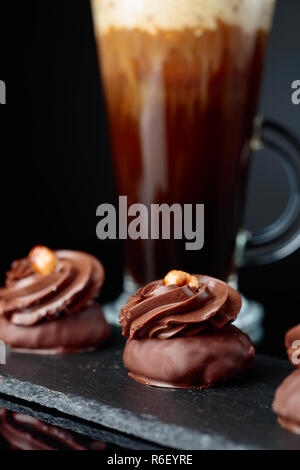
91, 0, 300, 340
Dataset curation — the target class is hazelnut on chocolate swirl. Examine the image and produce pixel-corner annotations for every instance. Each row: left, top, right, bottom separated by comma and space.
120, 271, 242, 340
0, 247, 110, 353
285, 323, 300, 368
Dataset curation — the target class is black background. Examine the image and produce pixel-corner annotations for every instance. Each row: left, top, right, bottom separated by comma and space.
0, 0, 299, 358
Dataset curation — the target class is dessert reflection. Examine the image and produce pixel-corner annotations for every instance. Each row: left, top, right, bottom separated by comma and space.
0, 408, 107, 450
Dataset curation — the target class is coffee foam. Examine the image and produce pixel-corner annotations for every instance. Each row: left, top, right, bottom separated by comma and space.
91, 0, 276, 35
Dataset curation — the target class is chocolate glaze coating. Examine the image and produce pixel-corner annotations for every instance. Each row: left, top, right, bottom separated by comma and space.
285, 324, 300, 368
0, 301, 111, 354
123, 324, 255, 388
273, 369, 300, 435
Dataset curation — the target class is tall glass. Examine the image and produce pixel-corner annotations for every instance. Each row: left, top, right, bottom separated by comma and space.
91, 0, 278, 283
91, 0, 300, 338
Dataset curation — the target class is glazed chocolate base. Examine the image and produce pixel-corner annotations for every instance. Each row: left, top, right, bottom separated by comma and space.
0, 302, 111, 354
273, 369, 300, 435
123, 325, 255, 388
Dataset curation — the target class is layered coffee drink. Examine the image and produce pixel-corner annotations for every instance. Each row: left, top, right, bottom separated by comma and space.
91, 0, 276, 285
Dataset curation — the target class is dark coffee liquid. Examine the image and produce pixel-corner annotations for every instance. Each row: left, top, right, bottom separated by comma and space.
98, 22, 269, 285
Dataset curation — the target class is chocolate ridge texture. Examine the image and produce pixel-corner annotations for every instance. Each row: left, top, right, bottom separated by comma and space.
0, 250, 105, 326
120, 275, 242, 340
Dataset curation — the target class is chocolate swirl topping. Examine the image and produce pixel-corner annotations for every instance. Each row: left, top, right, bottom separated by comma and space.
119, 275, 242, 340
0, 250, 105, 326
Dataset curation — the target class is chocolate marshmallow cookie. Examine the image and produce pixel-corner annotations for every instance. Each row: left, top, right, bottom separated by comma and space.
0, 246, 111, 353
120, 270, 255, 388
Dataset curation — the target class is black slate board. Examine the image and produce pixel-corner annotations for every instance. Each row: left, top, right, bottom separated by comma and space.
0, 327, 299, 450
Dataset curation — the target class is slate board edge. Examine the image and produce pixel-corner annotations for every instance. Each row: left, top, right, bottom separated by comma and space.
0, 375, 259, 450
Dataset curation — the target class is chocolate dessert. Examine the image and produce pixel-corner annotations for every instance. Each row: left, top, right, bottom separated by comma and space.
0, 246, 111, 353
120, 270, 255, 388
273, 369, 300, 435
285, 324, 300, 368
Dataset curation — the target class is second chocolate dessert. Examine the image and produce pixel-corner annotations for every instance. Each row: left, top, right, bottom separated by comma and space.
0, 246, 111, 354
120, 270, 255, 388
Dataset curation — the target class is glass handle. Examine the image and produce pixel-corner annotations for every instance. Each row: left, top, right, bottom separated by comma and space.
244, 117, 300, 266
